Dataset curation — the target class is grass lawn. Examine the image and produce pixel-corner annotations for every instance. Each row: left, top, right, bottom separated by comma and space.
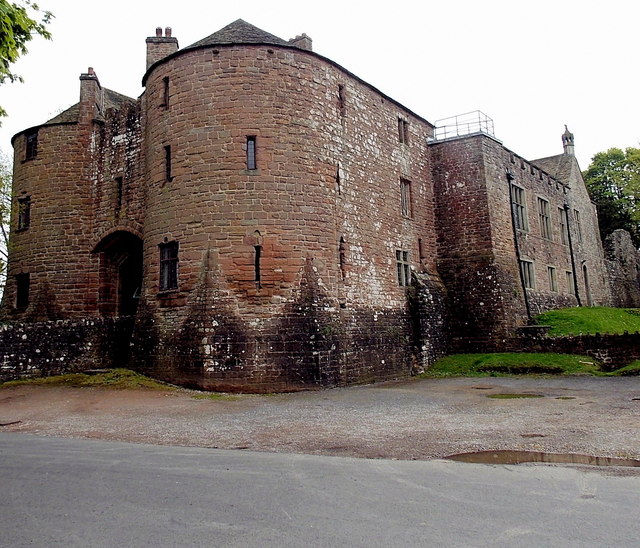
0, 368, 176, 390
535, 307, 640, 336
422, 353, 602, 378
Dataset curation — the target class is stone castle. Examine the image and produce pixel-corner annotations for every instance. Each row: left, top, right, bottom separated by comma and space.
2, 20, 636, 391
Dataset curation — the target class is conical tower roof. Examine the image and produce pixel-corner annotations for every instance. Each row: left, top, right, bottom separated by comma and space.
185, 19, 290, 50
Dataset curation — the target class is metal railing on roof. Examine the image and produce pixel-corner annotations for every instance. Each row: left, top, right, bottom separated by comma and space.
431, 110, 495, 141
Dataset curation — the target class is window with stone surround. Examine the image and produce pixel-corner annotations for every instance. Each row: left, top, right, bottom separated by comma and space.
566, 271, 575, 295
396, 250, 410, 287
520, 260, 535, 289
15, 273, 29, 310
510, 184, 528, 231
115, 177, 123, 215
339, 236, 347, 279
547, 266, 558, 292
17, 196, 31, 231
398, 118, 409, 144
537, 197, 551, 240
574, 209, 582, 243
400, 178, 412, 217
25, 130, 38, 161
246, 136, 257, 170
558, 207, 569, 245
159, 241, 179, 291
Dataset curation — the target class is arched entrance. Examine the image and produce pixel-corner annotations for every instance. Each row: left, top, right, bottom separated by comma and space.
93, 231, 143, 317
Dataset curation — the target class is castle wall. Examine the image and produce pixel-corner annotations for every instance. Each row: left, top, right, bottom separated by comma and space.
133, 43, 446, 389
3, 122, 99, 319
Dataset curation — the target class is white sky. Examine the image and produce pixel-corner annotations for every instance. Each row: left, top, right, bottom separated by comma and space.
0, 0, 638, 168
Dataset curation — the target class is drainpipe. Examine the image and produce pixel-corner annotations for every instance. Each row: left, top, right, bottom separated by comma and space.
506, 170, 532, 322
563, 203, 582, 306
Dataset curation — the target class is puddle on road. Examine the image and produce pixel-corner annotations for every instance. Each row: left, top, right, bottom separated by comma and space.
446, 450, 640, 467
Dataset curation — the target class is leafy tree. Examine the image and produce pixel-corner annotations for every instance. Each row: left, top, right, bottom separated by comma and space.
0, 0, 52, 119
583, 147, 640, 247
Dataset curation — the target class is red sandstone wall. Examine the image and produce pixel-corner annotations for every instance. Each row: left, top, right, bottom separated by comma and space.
142, 44, 436, 320
3, 123, 99, 318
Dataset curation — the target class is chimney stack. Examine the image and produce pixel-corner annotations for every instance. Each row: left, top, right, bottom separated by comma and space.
79, 66, 103, 124
146, 26, 179, 70
562, 125, 575, 156
288, 33, 312, 51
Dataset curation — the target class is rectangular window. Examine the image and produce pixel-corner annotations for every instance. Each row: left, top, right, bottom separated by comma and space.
17, 196, 31, 230
15, 273, 30, 310
520, 260, 535, 289
159, 241, 179, 291
164, 145, 173, 182
162, 76, 170, 108
558, 207, 569, 245
547, 266, 558, 292
25, 130, 38, 161
574, 209, 582, 243
246, 136, 257, 170
510, 184, 528, 231
537, 197, 551, 240
396, 250, 410, 287
566, 271, 575, 295
400, 178, 412, 217
398, 118, 409, 144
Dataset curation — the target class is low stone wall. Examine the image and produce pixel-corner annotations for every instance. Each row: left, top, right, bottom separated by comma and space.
507, 331, 640, 371
0, 317, 134, 382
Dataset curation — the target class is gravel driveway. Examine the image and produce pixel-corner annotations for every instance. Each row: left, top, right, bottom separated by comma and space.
1, 376, 639, 463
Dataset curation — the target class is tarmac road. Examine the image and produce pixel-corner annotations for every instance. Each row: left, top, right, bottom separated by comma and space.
2, 432, 640, 547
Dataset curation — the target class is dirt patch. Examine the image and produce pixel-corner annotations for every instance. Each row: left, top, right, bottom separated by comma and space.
1, 377, 639, 464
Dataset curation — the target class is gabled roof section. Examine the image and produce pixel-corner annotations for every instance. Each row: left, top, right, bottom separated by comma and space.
531, 154, 576, 185
185, 19, 290, 50
43, 88, 135, 126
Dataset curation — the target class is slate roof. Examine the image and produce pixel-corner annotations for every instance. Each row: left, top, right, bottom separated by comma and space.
185, 19, 290, 50
42, 88, 136, 126
531, 154, 575, 184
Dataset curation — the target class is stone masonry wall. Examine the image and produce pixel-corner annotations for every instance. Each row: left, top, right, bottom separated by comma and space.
604, 229, 640, 308
131, 42, 445, 388
0, 317, 134, 382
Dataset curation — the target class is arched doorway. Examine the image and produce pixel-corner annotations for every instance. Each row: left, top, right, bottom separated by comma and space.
93, 231, 143, 317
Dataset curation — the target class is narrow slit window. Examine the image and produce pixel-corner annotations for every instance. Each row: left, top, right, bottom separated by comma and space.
115, 177, 123, 214
15, 273, 30, 310
162, 76, 170, 108
400, 178, 412, 217
254, 245, 262, 288
336, 164, 341, 195
246, 136, 257, 170
339, 237, 346, 279
25, 130, 38, 161
566, 271, 575, 295
159, 241, 179, 291
398, 118, 409, 144
17, 196, 31, 230
547, 266, 558, 292
164, 145, 173, 182
338, 84, 346, 116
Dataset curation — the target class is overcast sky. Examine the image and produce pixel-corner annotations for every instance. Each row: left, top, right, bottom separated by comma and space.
0, 0, 638, 168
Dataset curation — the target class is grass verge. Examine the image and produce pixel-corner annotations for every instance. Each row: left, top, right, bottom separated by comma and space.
422, 353, 602, 378
535, 307, 640, 336
0, 368, 177, 390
